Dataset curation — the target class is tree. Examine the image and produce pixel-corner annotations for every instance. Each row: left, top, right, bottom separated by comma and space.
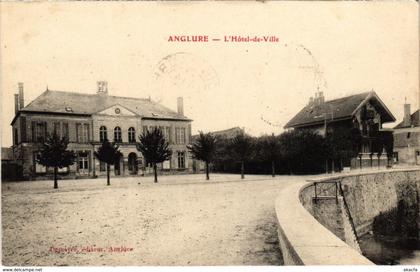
325, 127, 362, 172
37, 133, 76, 189
229, 133, 254, 179
136, 128, 172, 183
382, 131, 394, 167
257, 134, 281, 177
94, 139, 122, 186
188, 132, 217, 180
279, 130, 326, 174
371, 131, 384, 169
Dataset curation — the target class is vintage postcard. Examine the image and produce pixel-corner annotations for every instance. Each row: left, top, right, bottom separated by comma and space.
0, 1, 419, 271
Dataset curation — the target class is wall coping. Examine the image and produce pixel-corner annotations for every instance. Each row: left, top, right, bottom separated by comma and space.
306, 167, 420, 184
276, 167, 420, 265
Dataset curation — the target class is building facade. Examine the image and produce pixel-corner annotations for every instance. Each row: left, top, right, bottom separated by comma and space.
10, 82, 193, 179
393, 103, 420, 165
284, 91, 396, 169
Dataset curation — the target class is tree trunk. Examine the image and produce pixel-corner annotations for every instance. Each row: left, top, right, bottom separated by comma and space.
205, 161, 210, 180
106, 163, 110, 186
241, 161, 244, 179
359, 156, 362, 169
271, 160, 275, 177
332, 159, 335, 174
53, 166, 58, 189
378, 155, 381, 169
153, 163, 158, 183
340, 158, 343, 172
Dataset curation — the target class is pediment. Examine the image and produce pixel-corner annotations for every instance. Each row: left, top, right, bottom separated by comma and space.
95, 104, 137, 116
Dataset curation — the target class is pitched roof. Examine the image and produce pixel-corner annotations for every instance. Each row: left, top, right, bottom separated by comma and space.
394, 110, 420, 129
191, 127, 245, 141
19, 90, 190, 121
284, 91, 396, 129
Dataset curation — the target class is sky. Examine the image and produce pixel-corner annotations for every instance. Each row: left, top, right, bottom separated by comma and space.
1, 1, 418, 147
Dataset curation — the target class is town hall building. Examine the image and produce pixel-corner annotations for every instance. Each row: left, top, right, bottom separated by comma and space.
10, 82, 193, 179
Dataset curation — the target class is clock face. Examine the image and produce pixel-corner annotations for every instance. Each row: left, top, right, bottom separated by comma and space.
115, 108, 121, 114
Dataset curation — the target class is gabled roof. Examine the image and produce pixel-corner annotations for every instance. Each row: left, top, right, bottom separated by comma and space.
284, 91, 396, 129
394, 110, 420, 129
18, 90, 191, 121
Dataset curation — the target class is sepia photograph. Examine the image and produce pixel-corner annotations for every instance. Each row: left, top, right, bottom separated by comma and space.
0, 1, 419, 271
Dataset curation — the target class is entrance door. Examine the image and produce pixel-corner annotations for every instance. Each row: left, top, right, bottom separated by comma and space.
128, 153, 138, 175
78, 152, 89, 175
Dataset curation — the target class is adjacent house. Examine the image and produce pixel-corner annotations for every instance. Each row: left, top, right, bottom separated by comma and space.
191, 127, 244, 172
284, 91, 396, 169
10, 82, 193, 180
393, 102, 420, 165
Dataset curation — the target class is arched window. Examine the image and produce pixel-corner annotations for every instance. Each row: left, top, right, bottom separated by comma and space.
99, 126, 107, 142
114, 127, 122, 142
128, 127, 136, 143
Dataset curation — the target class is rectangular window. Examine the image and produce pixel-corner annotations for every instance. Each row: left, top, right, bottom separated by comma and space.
20, 117, 26, 142
176, 127, 186, 144
83, 124, 90, 142
33, 122, 47, 142
78, 152, 89, 173
165, 127, 171, 143
53, 122, 61, 137
76, 123, 81, 142
62, 123, 69, 140
14, 128, 18, 145
77, 124, 90, 143
177, 151, 185, 169
181, 128, 185, 144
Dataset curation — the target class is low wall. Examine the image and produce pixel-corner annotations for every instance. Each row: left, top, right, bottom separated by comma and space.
275, 168, 420, 265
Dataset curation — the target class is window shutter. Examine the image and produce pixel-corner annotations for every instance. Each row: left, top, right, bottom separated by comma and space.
20, 117, 26, 142
44, 122, 48, 141
31, 121, 36, 142
76, 123, 79, 143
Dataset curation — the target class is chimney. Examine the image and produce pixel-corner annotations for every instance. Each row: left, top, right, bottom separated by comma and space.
14, 94, 19, 114
97, 81, 108, 95
308, 96, 314, 106
18, 82, 24, 109
403, 102, 411, 127
318, 91, 325, 104
177, 97, 184, 115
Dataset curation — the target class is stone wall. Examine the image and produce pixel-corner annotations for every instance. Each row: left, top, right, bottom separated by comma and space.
340, 170, 420, 236
276, 168, 420, 265
275, 181, 373, 265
